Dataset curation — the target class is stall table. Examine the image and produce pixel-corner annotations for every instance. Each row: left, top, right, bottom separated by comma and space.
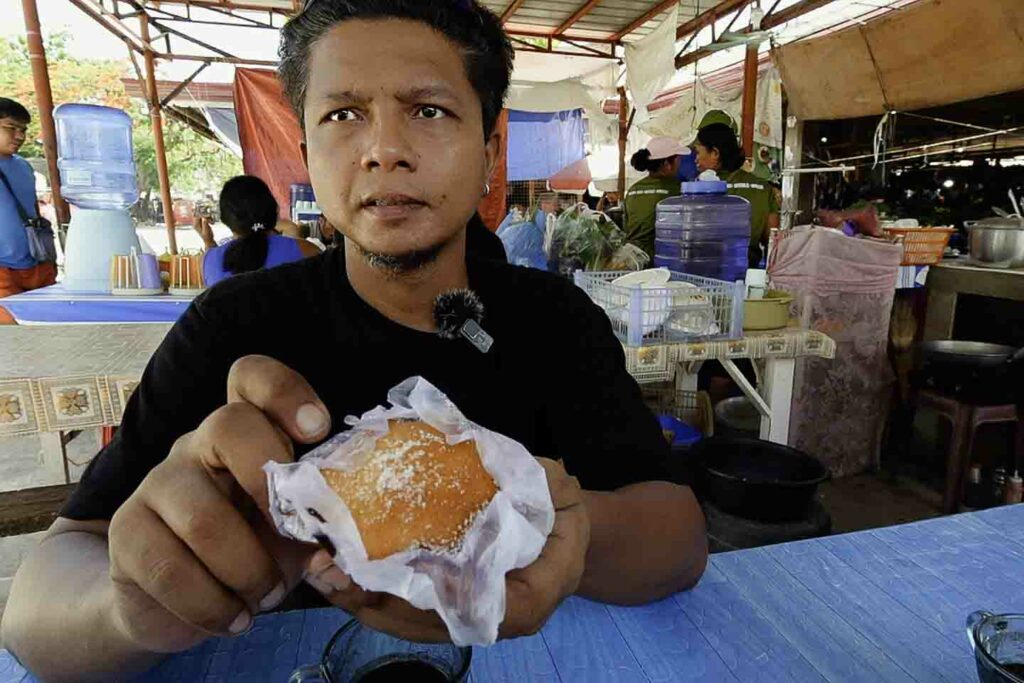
1, 321, 834, 485
924, 261, 1024, 341
0, 324, 170, 483
2, 504, 1019, 682
0, 283, 195, 325
623, 327, 835, 444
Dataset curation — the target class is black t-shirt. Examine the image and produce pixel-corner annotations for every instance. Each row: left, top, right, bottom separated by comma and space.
61, 249, 670, 521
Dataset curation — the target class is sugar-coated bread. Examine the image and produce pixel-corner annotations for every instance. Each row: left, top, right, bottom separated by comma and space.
321, 420, 498, 560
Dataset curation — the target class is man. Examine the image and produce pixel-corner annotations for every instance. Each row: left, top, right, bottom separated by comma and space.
0, 98, 56, 323
1, 2, 707, 679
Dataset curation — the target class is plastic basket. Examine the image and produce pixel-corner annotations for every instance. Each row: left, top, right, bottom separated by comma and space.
883, 227, 954, 265
574, 270, 744, 347
641, 385, 714, 437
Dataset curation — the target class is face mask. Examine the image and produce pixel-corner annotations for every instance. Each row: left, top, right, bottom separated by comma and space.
678, 150, 699, 182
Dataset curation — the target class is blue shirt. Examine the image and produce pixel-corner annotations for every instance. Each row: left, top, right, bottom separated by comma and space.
202, 233, 304, 286
0, 155, 38, 269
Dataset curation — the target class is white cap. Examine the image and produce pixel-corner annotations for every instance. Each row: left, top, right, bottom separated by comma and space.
645, 136, 689, 160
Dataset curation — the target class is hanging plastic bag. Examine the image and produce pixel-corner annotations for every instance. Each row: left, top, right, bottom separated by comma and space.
497, 208, 548, 270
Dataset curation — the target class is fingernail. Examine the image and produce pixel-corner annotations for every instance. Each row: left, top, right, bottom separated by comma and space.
307, 550, 334, 576
306, 573, 331, 594
296, 403, 328, 438
259, 582, 287, 611
319, 566, 351, 592
229, 610, 252, 634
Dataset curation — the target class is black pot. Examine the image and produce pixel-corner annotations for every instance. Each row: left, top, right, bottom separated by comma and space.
691, 437, 830, 522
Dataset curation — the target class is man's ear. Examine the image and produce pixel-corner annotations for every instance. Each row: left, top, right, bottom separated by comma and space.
299, 139, 309, 171
484, 129, 501, 184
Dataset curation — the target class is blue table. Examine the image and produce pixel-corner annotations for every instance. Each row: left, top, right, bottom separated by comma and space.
0, 284, 194, 324
3, 505, 1021, 682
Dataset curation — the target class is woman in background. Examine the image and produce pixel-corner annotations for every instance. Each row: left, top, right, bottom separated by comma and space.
622, 137, 688, 260
693, 123, 779, 268
196, 175, 320, 286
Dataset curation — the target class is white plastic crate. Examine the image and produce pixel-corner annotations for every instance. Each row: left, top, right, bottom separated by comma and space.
574, 270, 744, 347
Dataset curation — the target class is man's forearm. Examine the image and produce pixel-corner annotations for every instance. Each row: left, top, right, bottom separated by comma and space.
1, 528, 163, 681
578, 482, 707, 604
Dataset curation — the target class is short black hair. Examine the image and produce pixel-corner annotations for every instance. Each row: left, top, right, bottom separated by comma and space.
0, 98, 31, 124
279, 0, 513, 138
697, 123, 745, 173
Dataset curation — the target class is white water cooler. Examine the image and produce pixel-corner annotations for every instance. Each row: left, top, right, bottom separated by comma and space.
54, 103, 142, 293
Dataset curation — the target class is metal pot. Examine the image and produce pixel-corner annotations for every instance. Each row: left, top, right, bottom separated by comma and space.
966, 217, 1024, 268
691, 437, 830, 522
920, 341, 1024, 369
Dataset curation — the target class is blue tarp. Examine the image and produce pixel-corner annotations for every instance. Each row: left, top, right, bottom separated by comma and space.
506, 109, 585, 181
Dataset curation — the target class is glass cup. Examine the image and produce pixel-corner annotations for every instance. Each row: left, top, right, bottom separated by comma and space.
967, 611, 1024, 683
289, 621, 472, 683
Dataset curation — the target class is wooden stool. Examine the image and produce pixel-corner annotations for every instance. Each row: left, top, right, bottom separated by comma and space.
917, 389, 1019, 513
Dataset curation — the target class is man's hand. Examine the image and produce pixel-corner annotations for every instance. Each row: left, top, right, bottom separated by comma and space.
106, 355, 332, 653
314, 458, 591, 642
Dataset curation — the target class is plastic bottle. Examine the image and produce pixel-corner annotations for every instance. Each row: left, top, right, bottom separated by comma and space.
654, 175, 751, 282
54, 103, 139, 210
1004, 470, 1023, 505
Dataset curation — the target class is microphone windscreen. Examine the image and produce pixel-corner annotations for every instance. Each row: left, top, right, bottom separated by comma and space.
433, 289, 486, 340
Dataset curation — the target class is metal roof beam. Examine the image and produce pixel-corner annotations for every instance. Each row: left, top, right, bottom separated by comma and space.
609, 0, 677, 42
675, 0, 752, 41
501, 0, 529, 25
673, 0, 839, 69
136, 0, 292, 15
506, 27, 616, 44
763, 0, 833, 28
67, 0, 149, 52
160, 61, 211, 107
555, 0, 601, 35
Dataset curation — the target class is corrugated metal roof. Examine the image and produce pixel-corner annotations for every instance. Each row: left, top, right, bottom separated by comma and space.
492, 0, 737, 40
138, 0, 739, 42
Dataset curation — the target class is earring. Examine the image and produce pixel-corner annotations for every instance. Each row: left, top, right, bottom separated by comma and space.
483, 182, 491, 196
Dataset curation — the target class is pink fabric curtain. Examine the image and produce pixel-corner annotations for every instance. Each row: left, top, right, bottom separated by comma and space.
770, 229, 902, 476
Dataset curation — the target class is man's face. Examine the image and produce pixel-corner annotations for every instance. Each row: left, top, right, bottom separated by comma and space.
0, 117, 28, 157
301, 19, 499, 265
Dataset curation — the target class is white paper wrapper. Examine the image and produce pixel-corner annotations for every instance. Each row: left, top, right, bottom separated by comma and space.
264, 376, 555, 646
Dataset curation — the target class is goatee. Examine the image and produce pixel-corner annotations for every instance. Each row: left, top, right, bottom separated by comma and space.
357, 243, 444, 276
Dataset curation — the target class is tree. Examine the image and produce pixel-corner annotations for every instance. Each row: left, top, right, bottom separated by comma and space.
0, 32, 240, 216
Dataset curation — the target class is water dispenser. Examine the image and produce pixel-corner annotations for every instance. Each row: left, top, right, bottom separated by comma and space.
654, 176, 751, 283
55, 103, 141, 292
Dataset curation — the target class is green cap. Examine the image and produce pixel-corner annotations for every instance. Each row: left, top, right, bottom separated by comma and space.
697, 109, 738, 132
689, 109, 739, 148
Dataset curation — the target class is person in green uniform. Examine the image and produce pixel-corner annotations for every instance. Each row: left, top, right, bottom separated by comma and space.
693, 121, 780, 267
622, 136, 688, 260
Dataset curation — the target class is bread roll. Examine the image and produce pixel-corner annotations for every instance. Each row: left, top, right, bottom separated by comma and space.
321, 419, 498, 560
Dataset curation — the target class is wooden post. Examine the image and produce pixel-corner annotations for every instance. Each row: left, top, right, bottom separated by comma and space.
139, 14, 178, 254
21, 0, 69, 225
617, 86, 629, 199
740, 42, 758, 161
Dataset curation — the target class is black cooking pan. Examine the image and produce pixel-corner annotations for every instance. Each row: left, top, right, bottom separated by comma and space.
921, 341, 1024, 369
691, 437, 829, 522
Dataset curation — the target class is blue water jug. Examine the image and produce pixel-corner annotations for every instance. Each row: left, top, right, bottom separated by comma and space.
54, 104, 139, 210
654, 179, 750, 282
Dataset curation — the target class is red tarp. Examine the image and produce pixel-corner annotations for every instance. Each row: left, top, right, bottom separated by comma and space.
232, 68, 507, 229
233, 68, 309, 219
